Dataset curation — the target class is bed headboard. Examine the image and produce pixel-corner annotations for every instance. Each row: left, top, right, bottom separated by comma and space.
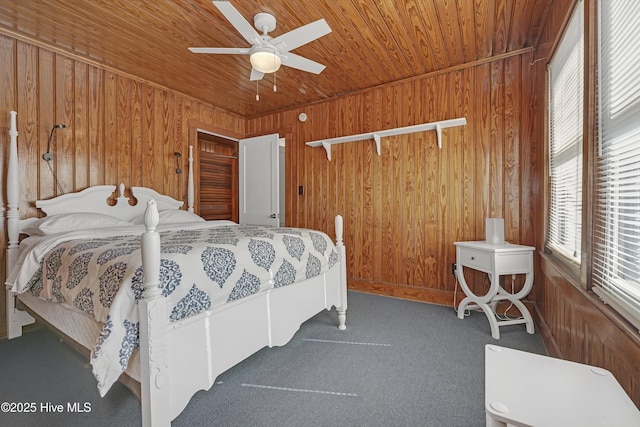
35, 183, 184, 222
6, 111, 195, 269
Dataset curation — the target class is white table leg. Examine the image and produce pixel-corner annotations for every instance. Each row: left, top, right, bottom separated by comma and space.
456, 264, 502, 338
494, 272, 535, 334
508, 297, 535, 334
484, 304, 501, 339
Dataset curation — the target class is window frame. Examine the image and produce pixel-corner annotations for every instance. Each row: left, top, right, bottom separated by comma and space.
590, 0, 640, 332
545, 0, 587, 283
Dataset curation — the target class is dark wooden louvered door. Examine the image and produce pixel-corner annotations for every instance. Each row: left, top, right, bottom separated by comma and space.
198, 134, 238, 222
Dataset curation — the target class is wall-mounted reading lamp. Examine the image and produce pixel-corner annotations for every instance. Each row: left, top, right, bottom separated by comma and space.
174, 152, 182, 174
42, 124, 67, 195
42, 124, 66, 161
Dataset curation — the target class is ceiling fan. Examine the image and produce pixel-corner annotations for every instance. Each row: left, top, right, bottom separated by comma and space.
189, 1, 332, 82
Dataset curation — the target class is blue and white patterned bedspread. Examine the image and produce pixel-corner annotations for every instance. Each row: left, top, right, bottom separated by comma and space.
7, 222, 338, 396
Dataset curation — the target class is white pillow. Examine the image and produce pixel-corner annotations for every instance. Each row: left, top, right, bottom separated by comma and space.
158, 209, 205, 224
25, 213, 132, 235
132, 209, 205, 225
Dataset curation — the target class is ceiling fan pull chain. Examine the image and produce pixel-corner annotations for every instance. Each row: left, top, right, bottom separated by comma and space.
273, 71, 277, 92
256, 80, 260, 101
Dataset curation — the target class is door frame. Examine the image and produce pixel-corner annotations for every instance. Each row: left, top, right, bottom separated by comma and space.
245, 127, 294, 226
189, 121, 294, 226
188, 120, 244, 215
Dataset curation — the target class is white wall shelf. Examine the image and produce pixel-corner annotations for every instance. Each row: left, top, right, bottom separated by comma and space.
305, 117, 466, 161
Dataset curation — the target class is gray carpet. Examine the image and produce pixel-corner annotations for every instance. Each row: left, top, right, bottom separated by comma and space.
0, 291, 546, 427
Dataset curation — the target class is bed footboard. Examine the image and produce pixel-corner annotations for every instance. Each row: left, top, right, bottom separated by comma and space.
138, 201, 348, 426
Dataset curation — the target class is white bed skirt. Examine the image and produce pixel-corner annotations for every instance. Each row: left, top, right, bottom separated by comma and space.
16, 292, 142, 383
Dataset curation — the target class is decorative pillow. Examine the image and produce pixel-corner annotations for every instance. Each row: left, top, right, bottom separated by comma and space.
132, 209, 205, 225
24, 213, 133, 235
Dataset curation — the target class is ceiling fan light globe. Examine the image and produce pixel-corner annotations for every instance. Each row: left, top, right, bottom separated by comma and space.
250, 50, 281, 74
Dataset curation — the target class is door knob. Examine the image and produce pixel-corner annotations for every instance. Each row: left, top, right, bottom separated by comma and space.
270, 214, 277, 218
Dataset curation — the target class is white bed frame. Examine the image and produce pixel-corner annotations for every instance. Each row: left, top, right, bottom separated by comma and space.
4, 111, 348, 426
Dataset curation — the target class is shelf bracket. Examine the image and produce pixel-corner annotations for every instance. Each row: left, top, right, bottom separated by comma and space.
372, 133, 382, 156
436, 123, 443, 149
322, 141, 332, 161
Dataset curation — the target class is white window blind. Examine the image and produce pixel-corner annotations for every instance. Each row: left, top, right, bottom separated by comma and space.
593, 0, 640, 331
547, 1, 583, 263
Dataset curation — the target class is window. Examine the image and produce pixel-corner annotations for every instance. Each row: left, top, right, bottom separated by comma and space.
592, 0, 640, 331
547, 1, 584, 264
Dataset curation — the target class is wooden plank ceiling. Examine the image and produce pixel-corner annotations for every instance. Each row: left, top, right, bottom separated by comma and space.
0, 0, 553, 118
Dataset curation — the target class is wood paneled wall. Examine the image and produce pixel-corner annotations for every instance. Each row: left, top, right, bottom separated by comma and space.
247, 54, 544, 305
0, 34, 245, 336
0, 35, 244, 213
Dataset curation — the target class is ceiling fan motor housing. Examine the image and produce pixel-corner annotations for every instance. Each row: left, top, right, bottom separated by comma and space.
254, 13, 276, 34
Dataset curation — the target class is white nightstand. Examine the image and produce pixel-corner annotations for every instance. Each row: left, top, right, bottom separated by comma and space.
454, 241, 535, 339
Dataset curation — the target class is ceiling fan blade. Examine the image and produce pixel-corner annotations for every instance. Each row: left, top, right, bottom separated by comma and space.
281, 52, 326, 74
188, 47, 251, 54
213, 1, 262, 46
270, 19, 331, 52
250, 68, 265, 81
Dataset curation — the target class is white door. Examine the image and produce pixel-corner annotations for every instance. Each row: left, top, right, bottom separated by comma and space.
239, 133, 279, 226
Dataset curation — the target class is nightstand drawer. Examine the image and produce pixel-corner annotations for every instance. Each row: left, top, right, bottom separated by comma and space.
458, 248, 492, 270
495, 252, 531, 273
